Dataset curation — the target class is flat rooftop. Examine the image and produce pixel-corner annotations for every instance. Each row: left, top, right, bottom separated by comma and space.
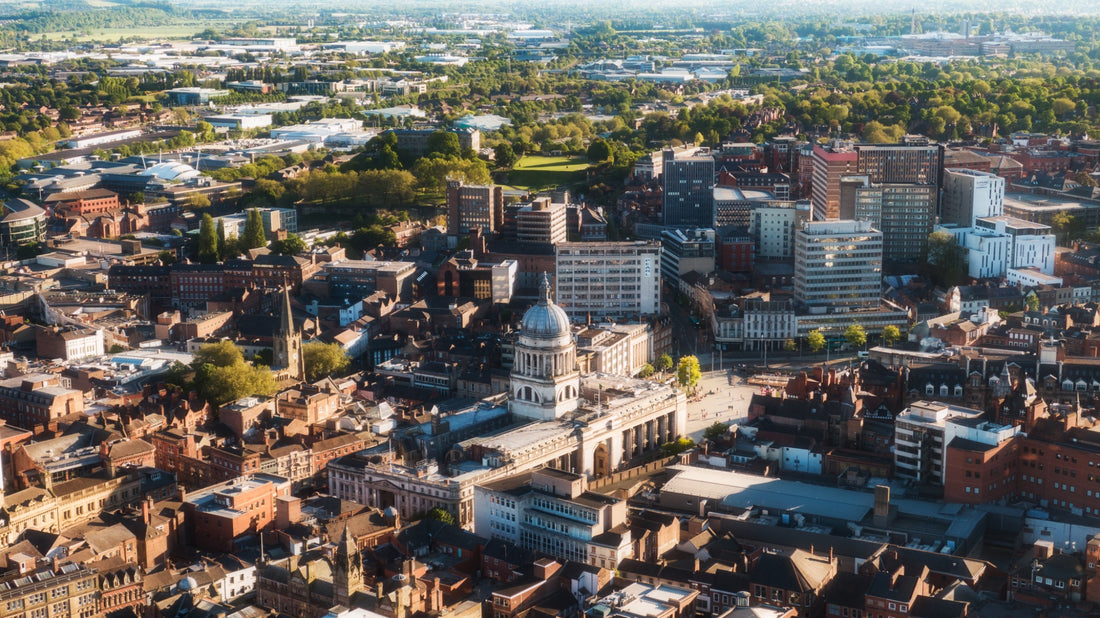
1004, 192, 1096, 212
661, 465, 985, 542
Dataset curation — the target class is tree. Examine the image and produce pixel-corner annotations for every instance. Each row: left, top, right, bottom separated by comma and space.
845, 324, 867, 350
15, 242, 40, 260
1052, 97, 1077, 117
586, 138, 611, 163
883, 325, 901, 346
806, 329, 826, 353
302, 341, 350, 381
190, 340, 277, 404
425, 131, 461, 158
197, 214, 218, 264
59, 105, 80, 122
493, 142, 517, 168
425, 506, 456, 526
158, 250, 177, 265
253, 178, 286, 204
1025, 291, 1040, 312
661, 437, 695, 457
1052, 211, 1081, 244
215, 219, 226, 260
192, 340, 244, 369
186, 194, 211, 210
1075, 171, 1098, 188
655, 353, 673, 372
676, 355, 701, 390
270, 233, 306, 256
923, 230, 967, 287
241, 208, 267, 249
784, 339, 797, 352
703, 421, 731, 442
637, 363, 655, 378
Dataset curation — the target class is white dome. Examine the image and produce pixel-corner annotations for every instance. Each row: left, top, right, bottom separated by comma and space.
520, 276, 570, 341
139, 161, 201, 181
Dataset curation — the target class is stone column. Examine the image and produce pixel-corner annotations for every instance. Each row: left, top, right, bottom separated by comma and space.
609, 432, 623, 471
635, 425, 644, 454
581, 442, 597, 478
623, 429, 634, 463
658, 415, 668, 444
646, 420, 655, 451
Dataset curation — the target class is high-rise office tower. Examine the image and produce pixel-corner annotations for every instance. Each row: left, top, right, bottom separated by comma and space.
794, 220, 883, 310
840, 175, 936, 262
447, 180, 504, 236
810, 143, 858, 221
662, 149, 715, 228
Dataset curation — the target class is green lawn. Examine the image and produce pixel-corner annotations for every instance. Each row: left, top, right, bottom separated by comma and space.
505, 155, 590, 191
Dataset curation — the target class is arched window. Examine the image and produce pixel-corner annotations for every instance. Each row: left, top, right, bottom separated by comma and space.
940, 384, 949, 397
926, 384, 935, 396
954, 385, 963, 397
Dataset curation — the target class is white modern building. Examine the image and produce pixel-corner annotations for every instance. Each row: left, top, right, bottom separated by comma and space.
473, 467, 626, 565
555, 242, 662, 320
750, 202, 802, 259
270, 119, 374, 147
793, 219, 883, 310
205, 114, 273, 130
975, 216, 1056, 275
894, 401, 985, 485
962, 228, 1012, 279
216, 207, 298, 237
942, 168, 1005, 227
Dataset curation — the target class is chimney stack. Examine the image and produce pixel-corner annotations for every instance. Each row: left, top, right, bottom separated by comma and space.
873, 485, 894, 528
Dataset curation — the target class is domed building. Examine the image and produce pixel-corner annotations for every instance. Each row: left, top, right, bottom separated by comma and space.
511, 276, 581, 422
327, 275, 687, 528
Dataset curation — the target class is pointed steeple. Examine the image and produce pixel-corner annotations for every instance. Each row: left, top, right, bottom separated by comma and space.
272, 283, 304, 382
278, 284, 297, 337
333, 522, 363, 605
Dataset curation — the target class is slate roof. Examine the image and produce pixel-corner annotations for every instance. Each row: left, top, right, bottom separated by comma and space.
483, 538, 536, 566
748, 550, 832, 594
823, 571, 871, 609
866, 570, 920, 602
909, 596, 968, 618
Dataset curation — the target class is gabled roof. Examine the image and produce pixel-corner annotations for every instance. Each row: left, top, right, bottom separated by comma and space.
749, 549, 832, 593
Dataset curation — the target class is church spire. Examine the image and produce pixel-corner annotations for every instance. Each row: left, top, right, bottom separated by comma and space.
333, 523, 363, 605
278, 283, 297, 337
272, 282, 304, 382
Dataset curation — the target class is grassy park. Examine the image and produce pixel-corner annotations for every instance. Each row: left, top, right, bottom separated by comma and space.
505, 156, 590, 191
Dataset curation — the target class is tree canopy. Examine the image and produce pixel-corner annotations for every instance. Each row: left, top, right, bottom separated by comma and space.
676, 355, 701, 389
303, 341, 351, 381
189, 341, 277, 405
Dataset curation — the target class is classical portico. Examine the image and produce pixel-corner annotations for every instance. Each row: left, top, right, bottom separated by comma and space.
576, 376, 685, 478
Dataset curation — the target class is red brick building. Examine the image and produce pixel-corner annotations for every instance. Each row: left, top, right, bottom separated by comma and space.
44, 188, 120, 215
182, 472, 291, 552
311, 431, 374, 479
